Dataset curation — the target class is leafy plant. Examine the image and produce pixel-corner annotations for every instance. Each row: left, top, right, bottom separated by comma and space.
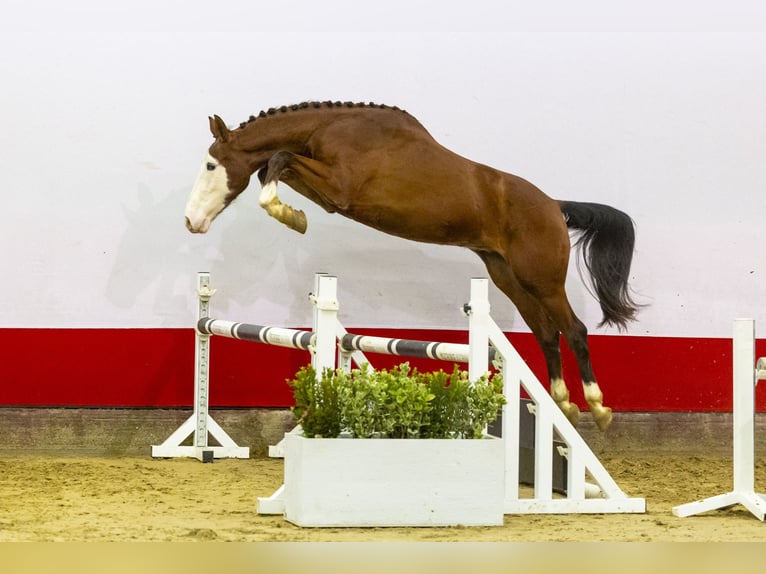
288, 365, 342, 438
336, 364, 391, 438
287, 362, 504, 439
467, 366, 506, 437
383, 364, 436, 438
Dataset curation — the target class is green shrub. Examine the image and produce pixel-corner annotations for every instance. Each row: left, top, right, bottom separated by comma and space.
288, 365, 342, 438
383, 363, 436, 438
287, 362, 504, 439
336, 364, 391, 438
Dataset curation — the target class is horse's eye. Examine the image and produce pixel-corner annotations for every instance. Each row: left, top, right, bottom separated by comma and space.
206, 162, 216, 171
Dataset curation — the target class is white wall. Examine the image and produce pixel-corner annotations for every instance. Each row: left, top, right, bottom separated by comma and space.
2, 0, 765, 337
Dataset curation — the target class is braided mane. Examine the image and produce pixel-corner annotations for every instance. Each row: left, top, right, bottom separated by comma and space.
238, 101, 408, 129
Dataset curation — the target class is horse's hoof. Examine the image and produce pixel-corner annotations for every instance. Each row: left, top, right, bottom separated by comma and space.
562, 402, 580, 426
291, 209, 308, 234
593, 406, 613, 432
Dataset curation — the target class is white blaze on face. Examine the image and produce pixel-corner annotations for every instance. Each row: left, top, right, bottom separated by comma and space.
184, 154, 230, 233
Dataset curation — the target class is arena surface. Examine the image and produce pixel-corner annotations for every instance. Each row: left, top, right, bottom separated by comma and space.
1, 452, 765, 541
2, 407, 766, 542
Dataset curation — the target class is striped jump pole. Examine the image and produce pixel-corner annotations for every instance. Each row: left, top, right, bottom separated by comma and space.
336, 279, 496, 373
338, 333, 496, 367
194, 272, 338, 374
197, 319, 314, 350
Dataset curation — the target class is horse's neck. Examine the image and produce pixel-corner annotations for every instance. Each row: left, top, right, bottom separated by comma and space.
235, 111, 332, 158
232, 107, 426, 172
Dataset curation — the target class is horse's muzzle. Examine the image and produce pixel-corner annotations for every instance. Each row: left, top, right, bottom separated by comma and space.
185, 216, 207, 234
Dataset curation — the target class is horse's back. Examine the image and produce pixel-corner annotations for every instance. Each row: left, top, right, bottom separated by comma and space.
302, 106, 567, 255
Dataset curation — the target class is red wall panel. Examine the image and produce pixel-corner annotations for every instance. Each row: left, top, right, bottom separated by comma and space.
1, 328, 764, 411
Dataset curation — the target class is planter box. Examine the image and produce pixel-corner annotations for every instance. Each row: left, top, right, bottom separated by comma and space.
283, 433, 504, 527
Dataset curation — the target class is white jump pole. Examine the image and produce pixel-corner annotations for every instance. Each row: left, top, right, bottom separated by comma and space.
672, 318, 766, 520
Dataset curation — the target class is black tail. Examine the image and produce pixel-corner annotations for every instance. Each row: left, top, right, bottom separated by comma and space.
559, 200, 641, 331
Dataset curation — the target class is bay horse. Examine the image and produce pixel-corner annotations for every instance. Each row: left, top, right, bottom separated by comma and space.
184, 101, 640, 431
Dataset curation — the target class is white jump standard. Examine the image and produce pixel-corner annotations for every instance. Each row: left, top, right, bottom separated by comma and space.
151, 273, 338, 461
673, 318, 766, 520
151, 273, 250, 461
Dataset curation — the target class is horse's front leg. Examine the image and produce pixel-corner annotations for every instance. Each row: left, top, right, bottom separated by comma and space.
258, 153, 309, 233
258, 179, 308, 234
259, 151, 349, 234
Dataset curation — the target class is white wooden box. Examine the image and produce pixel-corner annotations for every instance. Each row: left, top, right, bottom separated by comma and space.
283, 433, 504, 527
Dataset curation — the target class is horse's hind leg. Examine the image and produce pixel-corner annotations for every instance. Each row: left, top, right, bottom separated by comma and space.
495, 208, 614, 431
533, 315, 583, 427
475, 251, 581, 426
537, 293, 613, 431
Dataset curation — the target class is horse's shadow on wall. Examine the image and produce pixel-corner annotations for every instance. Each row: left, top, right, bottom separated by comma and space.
106, 183, 253, 322
208, 192, 506, 328
106, 183, 586, 332
106, 184, 199, 320
106, 184, 499, 328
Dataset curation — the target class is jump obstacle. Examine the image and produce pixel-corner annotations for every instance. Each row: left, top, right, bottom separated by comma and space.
673, 318, 766, 520
153, 272, 646, 516
150, 273, 250, 461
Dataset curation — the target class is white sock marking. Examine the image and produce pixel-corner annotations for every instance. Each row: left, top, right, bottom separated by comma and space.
259, 181, 278, 207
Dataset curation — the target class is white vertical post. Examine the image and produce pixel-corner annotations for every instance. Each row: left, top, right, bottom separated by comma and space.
467, 278, 520, 501
501, 359, 520, 501
533, 399, 554, 500
733, 318, 756, 494
566, 444, 586, 499
152, 272, 248, 459
312, 274, 339, 377
672, 319, 766, 519
467, 278, 490, 381
193, 272, 214, 449
467, 278, 494, 453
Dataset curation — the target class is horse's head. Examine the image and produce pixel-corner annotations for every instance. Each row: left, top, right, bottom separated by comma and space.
184, 115, 252, 233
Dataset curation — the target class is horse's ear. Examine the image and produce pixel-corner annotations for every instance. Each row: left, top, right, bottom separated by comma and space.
209, 115, 230, 142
